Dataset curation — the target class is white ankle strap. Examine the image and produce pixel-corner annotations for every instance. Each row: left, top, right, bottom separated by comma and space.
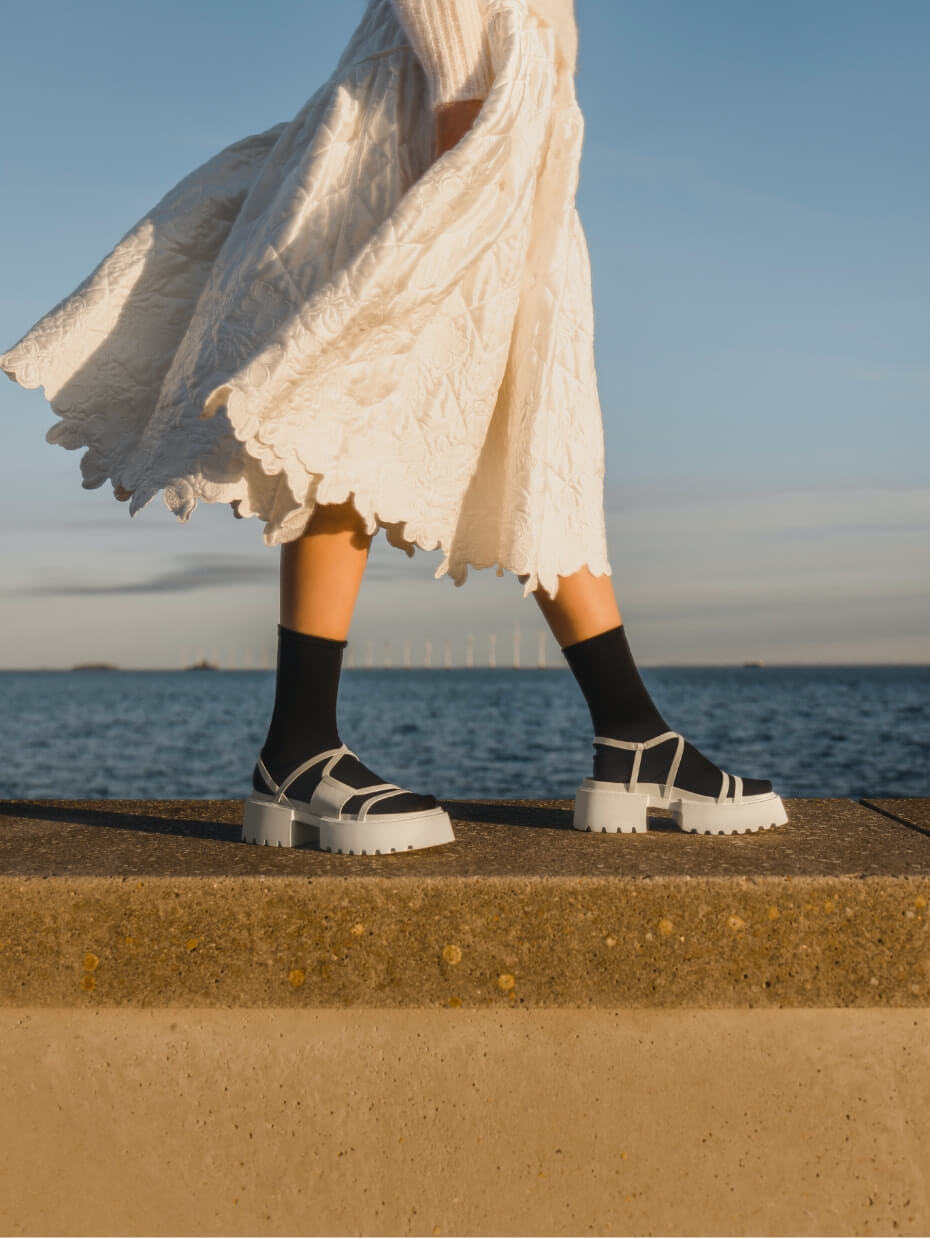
271, 744, 351, 802
593, 731, 681, 751
593, 731, 685, 799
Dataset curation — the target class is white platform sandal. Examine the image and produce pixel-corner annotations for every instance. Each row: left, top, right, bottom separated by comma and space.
573, 731, 788, 835
242, 743, 455, 853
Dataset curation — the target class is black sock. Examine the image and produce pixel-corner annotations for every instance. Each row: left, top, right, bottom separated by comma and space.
256, 624, 436, 814
562, 624, 771, 798
562, 624, 669, 742
261, 625, 344, 770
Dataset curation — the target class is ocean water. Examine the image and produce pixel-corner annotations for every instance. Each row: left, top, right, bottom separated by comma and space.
0, 666, 927, 802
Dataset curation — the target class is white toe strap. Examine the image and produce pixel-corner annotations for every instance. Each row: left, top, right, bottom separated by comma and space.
327, 782, 398, 820
716, 772, 743, 803
356, 787, 410, 821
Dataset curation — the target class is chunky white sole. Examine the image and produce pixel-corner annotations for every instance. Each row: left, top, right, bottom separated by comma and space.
242, 792, 455, 854
574, 778, 789, 835
242, 742, 455, 854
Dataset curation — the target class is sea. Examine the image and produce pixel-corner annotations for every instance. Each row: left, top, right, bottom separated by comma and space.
0, 666, 927, 802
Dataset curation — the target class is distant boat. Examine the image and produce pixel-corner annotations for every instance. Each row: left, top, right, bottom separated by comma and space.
185, 658, 219, 671
742, 660, 766, 668
70, 662, 120, 671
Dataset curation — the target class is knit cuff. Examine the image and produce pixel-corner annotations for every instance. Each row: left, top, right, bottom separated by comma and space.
390, 0, 494, 109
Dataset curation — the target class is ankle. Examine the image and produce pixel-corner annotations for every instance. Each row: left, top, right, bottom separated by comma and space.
533, 567, 621, 646
276, 624, 347, 650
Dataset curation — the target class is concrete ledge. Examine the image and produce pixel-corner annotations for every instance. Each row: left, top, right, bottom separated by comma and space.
3, 798, 929, 1235
1, 797, 928, 1008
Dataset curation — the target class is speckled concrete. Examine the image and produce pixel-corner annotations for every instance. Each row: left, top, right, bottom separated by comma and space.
2, 1007, 928, 1236
5, 796, 930, 879
1, 797, 929, 1007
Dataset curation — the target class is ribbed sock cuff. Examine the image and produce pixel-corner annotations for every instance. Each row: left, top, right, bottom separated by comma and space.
278, 623, 347, 651
561, 623, 624, 655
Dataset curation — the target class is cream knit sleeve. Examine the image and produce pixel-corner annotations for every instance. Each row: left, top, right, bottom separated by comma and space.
389, 0, 494, 109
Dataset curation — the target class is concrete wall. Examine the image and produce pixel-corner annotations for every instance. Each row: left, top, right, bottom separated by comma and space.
3, 795, 930, 1234
3, 1007, 929, 1236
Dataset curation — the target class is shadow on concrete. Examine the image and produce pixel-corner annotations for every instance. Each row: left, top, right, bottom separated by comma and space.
440, 799, 682, 833
0, 801, 237, 842
0, 797, 685, 844
860, 799, 930, 840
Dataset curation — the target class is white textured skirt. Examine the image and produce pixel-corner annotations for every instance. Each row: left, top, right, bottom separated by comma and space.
1, 0, 611, 599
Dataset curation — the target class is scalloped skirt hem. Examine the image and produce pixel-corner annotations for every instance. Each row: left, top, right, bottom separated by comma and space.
2, 0, 615, 608
117, 466, 612, 603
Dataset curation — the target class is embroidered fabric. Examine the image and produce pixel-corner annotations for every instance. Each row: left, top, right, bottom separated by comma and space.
0, 0, 611, 600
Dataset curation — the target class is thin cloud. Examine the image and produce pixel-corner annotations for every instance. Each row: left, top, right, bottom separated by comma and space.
20, 554, 278, 596
14, 539, 419, 596
25, 516, 177, 533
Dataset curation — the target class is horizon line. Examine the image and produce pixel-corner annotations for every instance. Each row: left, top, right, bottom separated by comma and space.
2, 662, 928, 673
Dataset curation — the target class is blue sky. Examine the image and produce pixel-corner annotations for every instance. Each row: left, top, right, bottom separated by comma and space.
1, 0, 927, 668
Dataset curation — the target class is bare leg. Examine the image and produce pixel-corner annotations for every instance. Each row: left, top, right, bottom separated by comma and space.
280, 498, 372, 638
530, 566, 621, 648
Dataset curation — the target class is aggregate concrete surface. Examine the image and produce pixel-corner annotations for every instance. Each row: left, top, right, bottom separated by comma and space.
862, 797, 930, 837
1, 795, 929, 878
0, 797, 928, 1008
